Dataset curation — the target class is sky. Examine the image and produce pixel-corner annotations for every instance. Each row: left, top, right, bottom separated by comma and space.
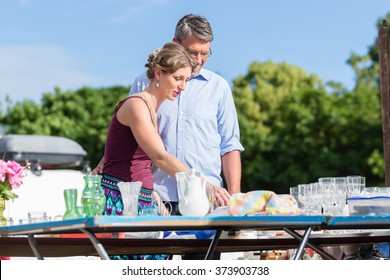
1, 0, 390, 106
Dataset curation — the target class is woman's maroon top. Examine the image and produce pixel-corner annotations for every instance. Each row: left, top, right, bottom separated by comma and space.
103, 96, 153, 189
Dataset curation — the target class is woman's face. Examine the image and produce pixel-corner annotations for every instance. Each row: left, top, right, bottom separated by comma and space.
160, 66, 192, 101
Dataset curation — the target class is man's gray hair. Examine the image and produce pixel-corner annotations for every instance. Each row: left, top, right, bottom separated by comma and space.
174, 14, 213, 43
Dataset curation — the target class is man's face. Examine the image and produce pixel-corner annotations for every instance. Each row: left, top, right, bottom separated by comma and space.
174, 37, 211, 76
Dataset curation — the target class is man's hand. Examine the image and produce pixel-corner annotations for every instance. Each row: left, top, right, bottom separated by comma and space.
206, 182, 231, 208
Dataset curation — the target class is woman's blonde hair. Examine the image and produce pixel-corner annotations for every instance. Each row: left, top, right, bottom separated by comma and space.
145, 42, 197, 79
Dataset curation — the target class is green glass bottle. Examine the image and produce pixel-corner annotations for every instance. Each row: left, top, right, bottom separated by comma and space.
92, 175, 106, 215
81, 175, 96, 217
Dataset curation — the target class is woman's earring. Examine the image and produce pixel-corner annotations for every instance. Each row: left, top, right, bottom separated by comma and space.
156, 81, 160, 88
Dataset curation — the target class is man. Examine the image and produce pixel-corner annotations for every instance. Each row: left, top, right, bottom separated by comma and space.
130, 14, 244, 210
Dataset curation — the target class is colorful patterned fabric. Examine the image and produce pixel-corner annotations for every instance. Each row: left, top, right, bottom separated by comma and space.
101, 174, 124, 216
229, 191, 302, 216
101, 173, 169, 260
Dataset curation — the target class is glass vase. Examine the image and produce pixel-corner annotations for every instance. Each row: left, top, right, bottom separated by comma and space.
117, 181, 142, 216
82, 175, 105, 217
93, 175, 106, 215
81, 175, 96, 217
63, 189, 81, 219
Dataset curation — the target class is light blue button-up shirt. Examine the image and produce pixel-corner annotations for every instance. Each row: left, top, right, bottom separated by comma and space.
130, 68, 244, 201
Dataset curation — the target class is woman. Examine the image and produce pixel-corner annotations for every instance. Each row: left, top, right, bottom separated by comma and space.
95, 42, 197, 260
97, 42, 196, 216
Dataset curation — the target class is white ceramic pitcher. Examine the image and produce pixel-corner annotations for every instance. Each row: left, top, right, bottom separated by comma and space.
176, 169, 210, 216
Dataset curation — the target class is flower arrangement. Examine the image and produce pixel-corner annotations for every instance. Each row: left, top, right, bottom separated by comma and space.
0, 159, 28, 201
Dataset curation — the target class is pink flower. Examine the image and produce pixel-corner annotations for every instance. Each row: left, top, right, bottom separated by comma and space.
0, 159, 28, 201
6, 160, 24, 188
0, 160, 7, 182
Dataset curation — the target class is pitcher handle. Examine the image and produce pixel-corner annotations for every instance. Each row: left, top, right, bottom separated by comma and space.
182, 179, 190, 206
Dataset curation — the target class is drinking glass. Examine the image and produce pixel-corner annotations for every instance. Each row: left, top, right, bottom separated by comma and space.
333, 177, 347, 216
289, 186, 301, 208
347, 175, 365, 197
362, 186, 380, 197
318, 177, 335, 216
117, 181, 142, 216
307, 182, 322, 215
6, 217, 14, 226
63, 189, 81, 219
298, 184, 310, 214
379, 187, 390, 196
19, 218, 32, 224
28, 211, 48, 223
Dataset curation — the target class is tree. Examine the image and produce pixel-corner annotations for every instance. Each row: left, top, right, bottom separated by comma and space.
233, 59, 384, 194
0, 86, 129, 168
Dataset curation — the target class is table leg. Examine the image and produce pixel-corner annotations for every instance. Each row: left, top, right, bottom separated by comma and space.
291, 226, 312, 260
283, 228, 336, 260
27, 234, 44, 260
80, 229, 110, 260
205, 229, 222, 260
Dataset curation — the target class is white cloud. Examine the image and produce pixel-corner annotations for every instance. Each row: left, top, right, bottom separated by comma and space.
0, 45, 105, 103
106, 0, 171, 25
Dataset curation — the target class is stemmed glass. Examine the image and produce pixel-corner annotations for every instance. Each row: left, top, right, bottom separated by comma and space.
297, 184, 310, 214
333, 177, 347, 216
289, 186, 302, 208
346, 175, 365, 198
307, 182, 322, 215
379, 187, 390, 196
362, 186, 380, 197
318, 177, 335, 216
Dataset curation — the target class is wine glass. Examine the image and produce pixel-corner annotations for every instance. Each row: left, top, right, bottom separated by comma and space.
298, 184, 310, 214
318, 177, 335, 216
333, 177, 347, 216
347, 175, 365, 197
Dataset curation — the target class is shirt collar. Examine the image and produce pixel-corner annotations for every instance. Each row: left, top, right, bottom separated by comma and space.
190, 68, 211, 81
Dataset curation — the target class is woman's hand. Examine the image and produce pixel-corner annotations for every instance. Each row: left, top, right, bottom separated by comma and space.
152, 191, 170, 216
91, 166, 101, 175
91, 157, 105, 175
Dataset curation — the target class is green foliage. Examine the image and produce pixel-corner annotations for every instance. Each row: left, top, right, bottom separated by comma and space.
233, 58, 383, 194
0, 86, 129, 168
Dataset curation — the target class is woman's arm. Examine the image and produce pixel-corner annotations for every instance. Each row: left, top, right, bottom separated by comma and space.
117, 98, 190, 177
